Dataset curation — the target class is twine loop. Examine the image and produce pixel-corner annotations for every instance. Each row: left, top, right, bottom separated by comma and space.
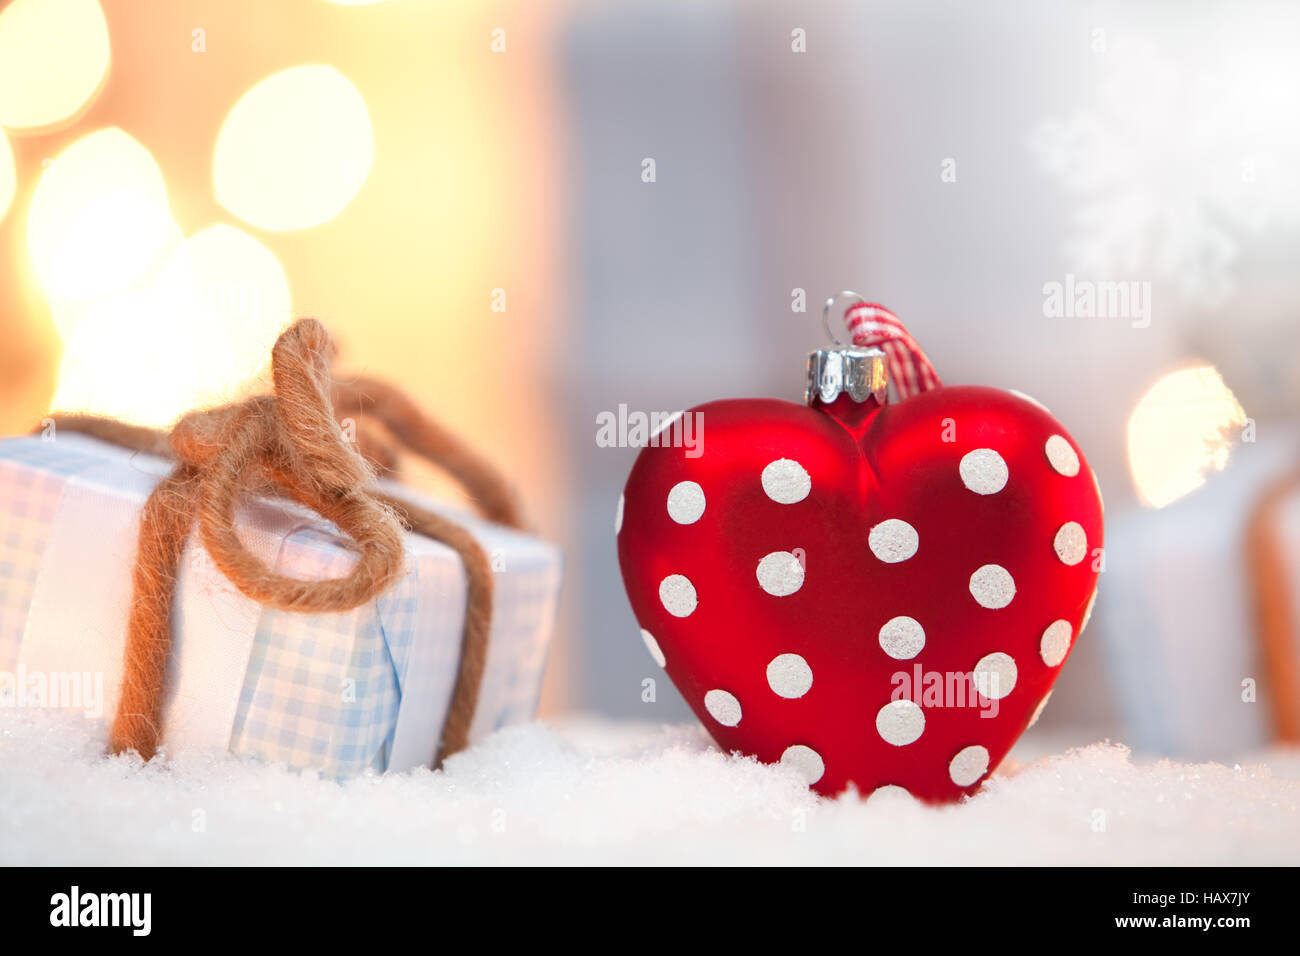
168, 321, 406, 612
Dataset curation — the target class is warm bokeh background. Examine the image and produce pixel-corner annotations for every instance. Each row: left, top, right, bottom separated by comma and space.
0, 0, 577, 702
2, 0, 1299, 758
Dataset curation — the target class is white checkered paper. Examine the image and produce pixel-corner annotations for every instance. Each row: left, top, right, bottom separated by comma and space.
0, 433, 561, 777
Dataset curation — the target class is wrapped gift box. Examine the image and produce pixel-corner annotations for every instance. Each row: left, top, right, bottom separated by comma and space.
0, 432, 561, 777
1093, 429, 1300, 759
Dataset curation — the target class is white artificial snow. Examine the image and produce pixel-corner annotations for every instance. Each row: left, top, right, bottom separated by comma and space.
1, 708, 1298, 865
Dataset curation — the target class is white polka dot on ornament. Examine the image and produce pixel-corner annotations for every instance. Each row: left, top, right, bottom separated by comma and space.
615, 493, 624, 534
756, 550, 805, 596
1045, 434, 1080, 476
766, 653, 813, 698
878, 615, 925, 660
658, 574, 697, 617
704, 689, 741, 727
640, 628, 665, 667
876, 699, 925, 746
869, 519, 919, 563
779, 744, 824, 785
868, 784, 914, 804
1054, 521, 1087, 565
666, 480, 706, 524
1028, 691, 1053, 728
959, 448, 1009, 495
1081, 588, 1098, 632
1040, 619, 1072, 667
1009, 389, 1050, 412
761, 458, 811, 504
973, 651, 1018, 700
949, 745, 990, 787
969, 564, 1016, 609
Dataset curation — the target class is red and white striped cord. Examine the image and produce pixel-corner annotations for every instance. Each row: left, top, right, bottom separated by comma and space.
843, 302, 942, 400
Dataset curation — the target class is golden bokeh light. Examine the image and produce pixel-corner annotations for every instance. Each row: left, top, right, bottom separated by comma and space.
213, 65, 374, 231
154, 224, 293, 394
52, 287, 190, 428
1127, 364, 1248, 509
0, 132, 14, 222
52, 224, 291, 428
0, 0, 110, 134
28, 127, 176, 304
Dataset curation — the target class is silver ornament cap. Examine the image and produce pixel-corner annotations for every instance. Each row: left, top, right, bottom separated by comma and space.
806, 347, 888, 405
806, 290, 889, 405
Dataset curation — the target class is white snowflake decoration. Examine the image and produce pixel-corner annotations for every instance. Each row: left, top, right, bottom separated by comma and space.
1030, 33, 1300, 305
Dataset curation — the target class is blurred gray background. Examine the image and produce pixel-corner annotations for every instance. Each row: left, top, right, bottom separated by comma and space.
544, 0, 1300, 759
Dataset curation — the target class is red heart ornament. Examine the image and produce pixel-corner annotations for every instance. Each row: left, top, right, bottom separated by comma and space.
617, 363, 1103, 803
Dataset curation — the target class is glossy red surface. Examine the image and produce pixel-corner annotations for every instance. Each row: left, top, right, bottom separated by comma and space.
618, 386, 1103, 802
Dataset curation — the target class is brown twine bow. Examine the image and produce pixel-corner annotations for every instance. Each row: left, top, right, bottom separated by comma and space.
44, 318, 523, 767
